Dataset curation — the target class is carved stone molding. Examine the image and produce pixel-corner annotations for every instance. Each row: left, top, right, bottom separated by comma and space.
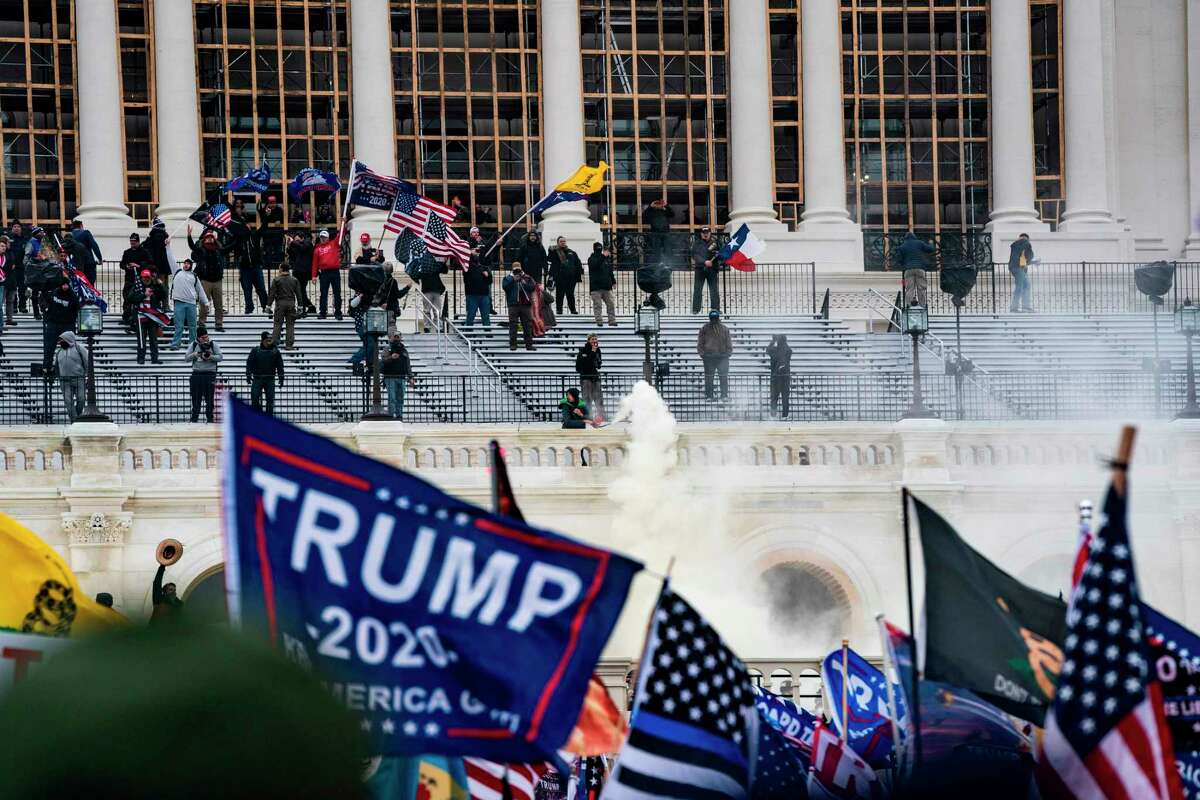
62, 512, 131, 546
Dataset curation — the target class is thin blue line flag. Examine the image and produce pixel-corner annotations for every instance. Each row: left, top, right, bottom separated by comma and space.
221, 396, 641, 764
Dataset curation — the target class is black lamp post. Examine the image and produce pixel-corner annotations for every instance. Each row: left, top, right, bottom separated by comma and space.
902, 304, 937, 419
1176, 299, 1200, 419
75, 305, 110, 423
362, 307, 391, 420
635, 304, 660, 385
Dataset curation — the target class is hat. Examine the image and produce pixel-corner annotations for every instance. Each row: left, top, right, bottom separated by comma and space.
182, 258, 194, 266
139, 269, 152, 278
152, 217, 165, 230
359, 232, 370, 243
261, 331, 272, 339
129, 232, 140, 241
267, 195, 277, 202
30, 225, 44, 236
470, 226, 480, 234
94, 592, 113, 608
708, 310, 721, 319
318, 229, 330, 238
196, 324, 208, 336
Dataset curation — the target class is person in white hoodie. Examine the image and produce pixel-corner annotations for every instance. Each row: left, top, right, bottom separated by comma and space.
170, 258, 210, 351
53, 330, 88, 422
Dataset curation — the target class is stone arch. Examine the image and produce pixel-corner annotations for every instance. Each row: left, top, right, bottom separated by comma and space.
998, 529, 1077, 599
156, 535, 226, 617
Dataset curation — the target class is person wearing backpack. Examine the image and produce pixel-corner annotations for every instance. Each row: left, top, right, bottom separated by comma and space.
502, 263, 537, 351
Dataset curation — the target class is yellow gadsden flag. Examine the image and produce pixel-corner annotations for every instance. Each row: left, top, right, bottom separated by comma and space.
554, 161, 609, 195
0, 512, 128, 636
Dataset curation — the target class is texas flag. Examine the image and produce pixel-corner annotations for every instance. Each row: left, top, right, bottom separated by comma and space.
718, 223, 765, 272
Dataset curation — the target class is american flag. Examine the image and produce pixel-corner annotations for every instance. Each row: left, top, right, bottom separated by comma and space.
750, 718, 808, 800
463, 759, 551, 800
805, 722, 879, 800
604, 585, 754, 800
573, 756, 608, 800
67, 267, 107, 313
384, 182, 457, 236
1039, 484, 1183, 799
208, 203, 232, 229
423, 212, 471, 265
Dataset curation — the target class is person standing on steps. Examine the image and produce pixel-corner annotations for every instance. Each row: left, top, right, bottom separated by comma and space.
517, 231, 548, 285
766, 333, 792, 419
245, 331, 285, 415
287, 230, 316, 316
587, 242, 617, 327
1007, 233, 1035, 313
381, 333, 413, 420
374, 262, 404, 335
313, 228, 344, 320
268, 263, 301, 350
355, 232, 385, 265
128, 269, 167, 365
169, 258, 210, 351
53, 330, 88, 423
185, 324, 223, 423
257, 194, 285, 270
417, 263, 448, 334
892, 230, 935, 307
188, 226, 230, 332
41, 278, 79, 373
119, 233, 150, 332
697, 309, 733, 401
643, 198, 674, 266
690, 225, 721, 314
7, 221, 26, 317
464, 243, 493, 328
548, 236, 583, 315
502, 263, 537, 351
575, 333, 606, 423
68, 219, 103, 287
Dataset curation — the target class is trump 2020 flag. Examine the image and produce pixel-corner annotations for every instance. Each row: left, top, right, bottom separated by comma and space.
226, 162, 271, 193
821, 646, 901, 766
718, 223, 765, 272
221, 396, 641, 764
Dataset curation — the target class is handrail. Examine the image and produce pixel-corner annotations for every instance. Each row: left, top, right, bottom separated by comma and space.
409, 285, 503, 383
864, 288, 992, 378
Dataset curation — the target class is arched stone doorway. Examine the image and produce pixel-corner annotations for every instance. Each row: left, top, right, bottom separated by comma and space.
181, 566, 228, 626
760, 561, 854, 652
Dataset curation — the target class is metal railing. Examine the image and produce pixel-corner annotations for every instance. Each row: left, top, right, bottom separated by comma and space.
864, 230, 994, 272
1, 370, 1189, 426
912, 261, 1200, 316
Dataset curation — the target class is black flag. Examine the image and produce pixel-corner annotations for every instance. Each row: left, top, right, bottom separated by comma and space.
915, 494, 1067, 723
490, 440, 525, 522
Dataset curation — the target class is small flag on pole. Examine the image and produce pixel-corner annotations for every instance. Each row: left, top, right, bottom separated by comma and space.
718, 223, 766, 272
225, 162, 271, 193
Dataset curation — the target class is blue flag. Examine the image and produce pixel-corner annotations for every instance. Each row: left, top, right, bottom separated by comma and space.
348, 160, 403, 211
288, 167, 342, 201
821, 647, 902, 766
1144, 603, 1200, 752
752, 685, 816, 760
531, 190, 588, 216
221, 397, 641, 764
226, 162, 271, 193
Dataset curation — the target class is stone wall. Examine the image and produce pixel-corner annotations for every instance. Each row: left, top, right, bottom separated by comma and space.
1, 419, 1197, 665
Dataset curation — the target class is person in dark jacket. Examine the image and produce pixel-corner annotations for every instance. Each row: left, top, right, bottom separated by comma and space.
697, 309, 733, 401
355, 232, 385, 265
502, 263, 537, 350
380, 333, 413, 419
126, 269, 167, 365
560, 387, 591, 429
40, 278, 78, 373
417, 264, 448, 333
587, 243, 617, 327
644, 199, 673, 265
287, 230, 316, 315
150, 562, 184, 623
68, 220, 102, 286
257, 195, 285, 269
464, 245, 493, 327
119, 232, 150, 331
7, 221, 26, 314
24, 226, 58, 320
185, 324, 223, 423
517, 232, 548, 284
575, 333, 606, 422
188, 226, 231, 330
245, 331, 285, 414
373, 262, 406, 335
1007, 233, 1035, 313
144, 219, 173, 280
690, 225, 721, 314
548, 236, 583, 314
766, 334, 792, 419
892, 231, 935, 306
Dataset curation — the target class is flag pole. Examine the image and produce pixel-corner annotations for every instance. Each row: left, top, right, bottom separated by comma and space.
840, 638, 850, 744
900, 486, 923, 775
489, 439, 501, 515
338, 159, 358, 241
1112, 425, 1136, 499
484, 202, 540, 260
876, 614, 905, 760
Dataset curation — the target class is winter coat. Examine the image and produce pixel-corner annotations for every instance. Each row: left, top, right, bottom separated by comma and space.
690, 237, 720, 271
517, 239, 548, 283
144, 227, 172, 277
374, 276, 403, 313
7, 233, 25, 275
418, 266, 448, 295
1008, 238, 1035, 270
53, 331, 88, 378
245, 345, 285, 379
185, 338, 224, 373
587, 251, 614, 291
767, 341, 793, 375
268, 273, 301, 306
464, 261, 492, 295
42, 287, 79, 326
468, 236, 496, 270
380, 343, 413, 377
560, 394, 589, 429
188, 233, 229, 283
548, 247, 583, 288
697, 320, 733, 357
126, 280, 167, 312
644, 204, 673, 233
288, 238, 315, 280
120, 244, 151, 275
69, 228, 103, 273
893, 234, 935, 270
575, 345, 602, 379
355, 247, 385, 265
502, 273, 536, 306
313, 233, 343, 273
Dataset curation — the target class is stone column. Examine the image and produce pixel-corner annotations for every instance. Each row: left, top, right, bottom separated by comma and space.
350, 0, 399, 242
986, 0, 1048, 232
537, 0, 601, 251
152, 0, 203, 228
73, 0, 135, 236
727, 0, 783, 231
1186, 0, 1200, 256
798, 0, 854, 231
1059, 0, 1120, 230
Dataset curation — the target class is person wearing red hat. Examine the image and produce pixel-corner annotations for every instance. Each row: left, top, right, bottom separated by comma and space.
313, 228, 343, 319
354, 232, 384, 265
126, 269, 168, 364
